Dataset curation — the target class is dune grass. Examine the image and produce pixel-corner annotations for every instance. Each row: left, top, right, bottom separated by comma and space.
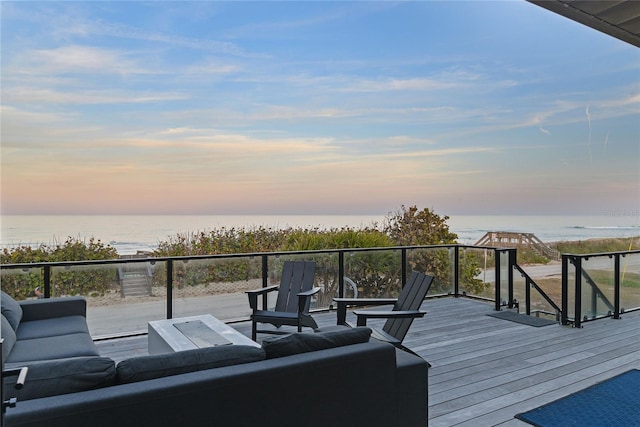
552, 236, 640, 254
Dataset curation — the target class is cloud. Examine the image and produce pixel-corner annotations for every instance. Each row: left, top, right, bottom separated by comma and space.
0, 105, 70, 124
367, 146, 497, 160
14, 45, 149, 76
32, 4, 262, 59
248, 105, 363, 120
3, 87, 189, 105
343, 77, 460, 93
184, 60, 241, 75
598, 92, 640, 112
223, 2, 397, 40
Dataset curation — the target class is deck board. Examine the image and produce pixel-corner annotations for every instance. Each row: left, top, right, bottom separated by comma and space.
95, 297, 640, 426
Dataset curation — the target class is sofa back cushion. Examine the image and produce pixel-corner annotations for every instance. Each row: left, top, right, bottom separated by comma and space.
3, 357, 116, 401
1, 291, 23, 331
116, 345, 266, 384
1, 315, 17, 363
262, 327, 372, 359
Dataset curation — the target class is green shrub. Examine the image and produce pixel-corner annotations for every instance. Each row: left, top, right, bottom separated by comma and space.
1, 237, 118, 299
150, 205, 485, 297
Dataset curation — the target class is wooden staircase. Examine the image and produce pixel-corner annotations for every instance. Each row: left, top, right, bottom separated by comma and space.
118, 263, 152, 297
475, 231, 560, 260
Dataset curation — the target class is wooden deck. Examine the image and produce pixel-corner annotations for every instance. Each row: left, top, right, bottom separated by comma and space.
95, 297, 640, 426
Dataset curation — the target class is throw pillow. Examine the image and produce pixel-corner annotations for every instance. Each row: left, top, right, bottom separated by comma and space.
1, 291, 23, 331
262, 327, 372, 359
116, 345, 266, 384
3, 357, 116, 401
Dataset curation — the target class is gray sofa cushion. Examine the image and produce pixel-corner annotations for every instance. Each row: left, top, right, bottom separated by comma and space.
116, 345, 266, 384
2, 315, 17, 363
3, 357, 116, 401
16, 316, 90, 340
1, 291, 23, 331
262, 327, 372, 359
19, 297, 87, 321
6, 333, 100, 364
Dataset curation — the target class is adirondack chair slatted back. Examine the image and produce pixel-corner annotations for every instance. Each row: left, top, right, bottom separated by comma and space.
383, 271, 433, 342
275, 261, 316, 313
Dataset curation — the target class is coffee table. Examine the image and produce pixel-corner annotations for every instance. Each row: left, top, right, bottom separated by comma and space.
148, 314, 260, 354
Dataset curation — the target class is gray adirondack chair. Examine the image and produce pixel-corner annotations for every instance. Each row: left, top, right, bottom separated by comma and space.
333, 271, 434, 352
246, 261, 320, 341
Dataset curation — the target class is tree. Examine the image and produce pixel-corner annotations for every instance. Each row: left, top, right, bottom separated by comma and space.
384, 205, 486, 295
384, 205, 458, 245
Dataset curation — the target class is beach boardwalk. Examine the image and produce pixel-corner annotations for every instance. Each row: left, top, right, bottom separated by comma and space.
475, 231, 560, 260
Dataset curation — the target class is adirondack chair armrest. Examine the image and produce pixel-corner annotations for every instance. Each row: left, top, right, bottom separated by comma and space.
246, 285, 280, 310
298, 287, 321, 297
353, 310, 426, 327
297, 287, 321, 313
333, 298, 397, 325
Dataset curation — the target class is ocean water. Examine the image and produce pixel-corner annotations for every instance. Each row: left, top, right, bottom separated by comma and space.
1, 214, 639, 255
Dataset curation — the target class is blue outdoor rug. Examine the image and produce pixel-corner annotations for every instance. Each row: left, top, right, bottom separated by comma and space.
516, 369, 640, 426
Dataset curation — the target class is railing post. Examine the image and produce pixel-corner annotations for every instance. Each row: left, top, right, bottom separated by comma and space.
338, 251, 345, 298
261, 255, 269, 311
43, 265, 51, 298
508, 249, 516, 309
401, 248, 407, 287
590, 273, 597, 320
494, 249, 501, 311
166, 260, 173, 319
575, 256, 582, 328
561, 255, 569, 325
614, 254, 621, 319
525, 278, 531, 315
453, 246, 459, 297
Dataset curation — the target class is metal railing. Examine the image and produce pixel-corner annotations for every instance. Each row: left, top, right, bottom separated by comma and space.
2, 245, 638, 335
514, 263, 562, 321
1, 245, 507, 337
496, 247, 640, 326
562, 249, 640, 327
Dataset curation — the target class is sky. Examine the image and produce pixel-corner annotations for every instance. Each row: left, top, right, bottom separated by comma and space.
1, 1, 639, 217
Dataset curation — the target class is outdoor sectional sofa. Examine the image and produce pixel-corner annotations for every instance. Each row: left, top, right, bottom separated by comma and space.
1, 292, 101, 366
1, 293, 429, 427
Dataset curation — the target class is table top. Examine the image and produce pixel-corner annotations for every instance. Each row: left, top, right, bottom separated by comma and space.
148, 314, 261, 352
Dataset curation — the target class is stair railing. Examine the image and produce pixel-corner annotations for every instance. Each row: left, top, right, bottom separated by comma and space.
514, 263, 562, 321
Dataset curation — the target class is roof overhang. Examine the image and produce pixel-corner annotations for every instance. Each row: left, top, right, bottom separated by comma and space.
527, 0, 640, 48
